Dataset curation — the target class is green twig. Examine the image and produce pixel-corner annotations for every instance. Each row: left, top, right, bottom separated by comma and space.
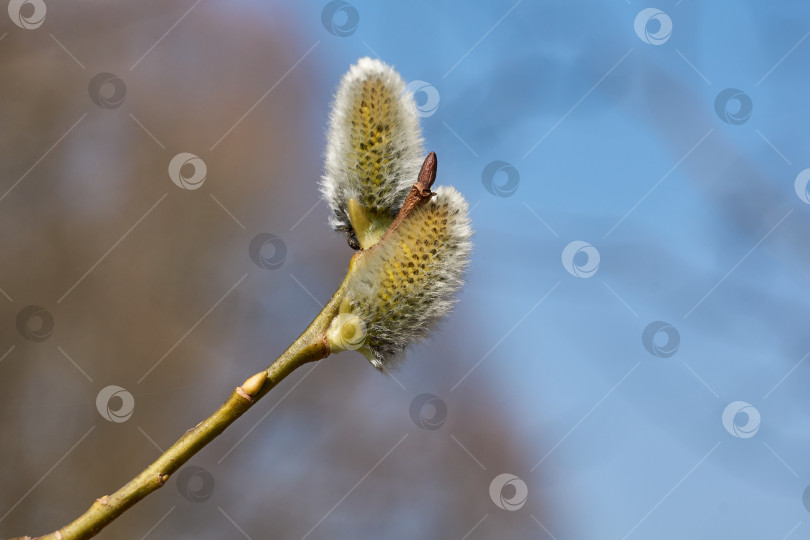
16, 264, 354, 540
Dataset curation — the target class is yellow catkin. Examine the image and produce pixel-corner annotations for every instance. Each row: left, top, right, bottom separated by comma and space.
331, 186, 472, 369
322, 57, 425, 242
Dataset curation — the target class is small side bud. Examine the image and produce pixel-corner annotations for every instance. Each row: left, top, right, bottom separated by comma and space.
240, 371, 268, 397
326, 313, 368, 352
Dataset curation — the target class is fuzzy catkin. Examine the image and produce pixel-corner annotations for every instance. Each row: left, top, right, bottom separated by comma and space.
321, 57, 425, 233
339, 186, 472, 369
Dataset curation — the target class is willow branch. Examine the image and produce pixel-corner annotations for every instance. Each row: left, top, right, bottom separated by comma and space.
16, 153, 438, 539
19, 267, 354, 540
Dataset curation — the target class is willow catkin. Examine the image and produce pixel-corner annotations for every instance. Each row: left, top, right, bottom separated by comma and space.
321, 57, 425, 239
327, 186, 473, 369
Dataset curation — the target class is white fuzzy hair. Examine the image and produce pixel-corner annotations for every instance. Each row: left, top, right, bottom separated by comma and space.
342, 186, 473, 369
321, 57, 425, 233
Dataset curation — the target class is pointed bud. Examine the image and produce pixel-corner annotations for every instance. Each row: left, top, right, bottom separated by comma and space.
240, 370, 267, 397
322, 57, 425, 248
337, 186, 472, 369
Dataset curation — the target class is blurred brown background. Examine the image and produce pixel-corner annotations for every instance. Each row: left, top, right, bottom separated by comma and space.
0, 2, 554, 538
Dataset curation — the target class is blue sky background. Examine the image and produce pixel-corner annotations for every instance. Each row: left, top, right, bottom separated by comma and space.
3, 1, 810, 538
285, 1, 810, 538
